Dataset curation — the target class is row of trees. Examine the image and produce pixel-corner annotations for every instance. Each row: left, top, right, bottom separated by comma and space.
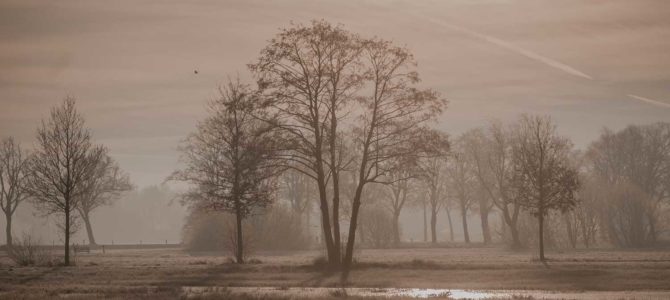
0, 99, 131, 265
172, 20, 585, 270
371, 115, 579, 261
374, 120, 670, 253
172, 20, 668, 273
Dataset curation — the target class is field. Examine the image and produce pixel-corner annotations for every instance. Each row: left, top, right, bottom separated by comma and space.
1, 246, 670, 299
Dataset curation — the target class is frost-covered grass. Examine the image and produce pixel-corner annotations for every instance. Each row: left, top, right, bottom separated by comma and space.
0, 246, 669, 299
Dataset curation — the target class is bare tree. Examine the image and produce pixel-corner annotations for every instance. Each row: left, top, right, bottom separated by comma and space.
446, 148, 476, 244
380, 158, 420, 246
465, 122, 523, 248
341, 40, 447, 273
170, 79, 284, 263
460, 129, 496, 244
420, 153, 450, 245
511, 115, 579, 261
250, 21, 363, 266
77, 147, 132, 245
588, 123, 670, 246
574, 176, 601, 248
25, 98, 103, 266
252, 21, 447, 271
0, 137, 30, 246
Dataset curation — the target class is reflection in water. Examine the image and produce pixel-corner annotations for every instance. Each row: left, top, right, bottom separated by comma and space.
365, 288, 498, 299
183, 286, 670, 299
183, 286, 507, 299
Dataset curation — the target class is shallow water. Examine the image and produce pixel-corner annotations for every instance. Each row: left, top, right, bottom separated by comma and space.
182, 286, 670, 299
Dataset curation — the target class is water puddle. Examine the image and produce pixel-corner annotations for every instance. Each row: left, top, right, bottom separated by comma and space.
182, 286, 670, 299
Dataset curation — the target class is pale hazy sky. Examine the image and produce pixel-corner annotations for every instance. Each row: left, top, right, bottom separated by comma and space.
1, 0, 669, 187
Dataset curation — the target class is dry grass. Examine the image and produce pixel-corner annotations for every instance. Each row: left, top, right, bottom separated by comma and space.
0, 246, 669, 299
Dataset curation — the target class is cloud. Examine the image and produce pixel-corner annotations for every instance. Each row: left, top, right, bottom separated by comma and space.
628, 94, 670, 109
416, 13, 594, 80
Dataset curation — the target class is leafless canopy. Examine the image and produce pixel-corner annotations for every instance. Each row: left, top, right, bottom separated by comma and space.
511, 114, 580, 260
170, 79, 285, 263
25, 98, 104, 265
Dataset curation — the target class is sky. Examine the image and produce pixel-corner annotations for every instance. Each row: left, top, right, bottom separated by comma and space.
1, 0, 669, 188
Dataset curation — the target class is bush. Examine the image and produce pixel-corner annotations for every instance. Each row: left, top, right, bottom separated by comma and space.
182, 204, 311, 253
359, 207, 394, 249
6, 233, 54, 266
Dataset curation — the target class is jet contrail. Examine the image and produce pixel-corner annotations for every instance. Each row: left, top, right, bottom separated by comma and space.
418, 14, 594, 80
411, 12, 670, 109
628, 95, 670, 109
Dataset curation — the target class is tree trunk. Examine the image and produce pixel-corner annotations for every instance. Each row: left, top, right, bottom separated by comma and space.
502, 205, 522, 248
332, 172, 341, 259
342, 184, 365, 277
5, 211, 12, 247
500, 212, 506, 240
422, 201, 427, 243
81, 210, 97, 246
392, 210, 401, 246
316, 172, 338, 266
538, 212, 545, 262
235, 210, 244, 264
445, 206, 454, 242
64, 207, 71, 266
480, 208, 491, 244
580, 221, 591, 248
460, 205, 470, 243
430, 209, 438, 244
564, 214, 576, 249
329, 91, 342, 263
647, 212, 657, 244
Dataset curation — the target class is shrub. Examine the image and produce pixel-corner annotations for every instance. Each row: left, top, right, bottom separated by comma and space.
359, 207, 394, 249
6, 233, 54, 266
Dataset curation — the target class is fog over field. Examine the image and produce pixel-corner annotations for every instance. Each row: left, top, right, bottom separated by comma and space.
0, 1, 669, 299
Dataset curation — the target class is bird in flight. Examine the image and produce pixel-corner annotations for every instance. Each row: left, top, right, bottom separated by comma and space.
194, 70, 198, 74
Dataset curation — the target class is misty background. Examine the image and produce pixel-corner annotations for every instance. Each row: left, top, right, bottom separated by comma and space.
1, 0, 669, 244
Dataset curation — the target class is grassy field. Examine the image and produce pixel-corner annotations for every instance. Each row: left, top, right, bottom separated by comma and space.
1, 245, 669, 299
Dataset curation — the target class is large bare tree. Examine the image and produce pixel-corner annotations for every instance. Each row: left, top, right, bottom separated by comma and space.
342, 40, 446, 272
25, 98, 103, 265
0, 137, 30, 246
511, 115, 579, 261
77, 147, 132, 245
250, 21, 363, 266
171, 80, 284, 263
